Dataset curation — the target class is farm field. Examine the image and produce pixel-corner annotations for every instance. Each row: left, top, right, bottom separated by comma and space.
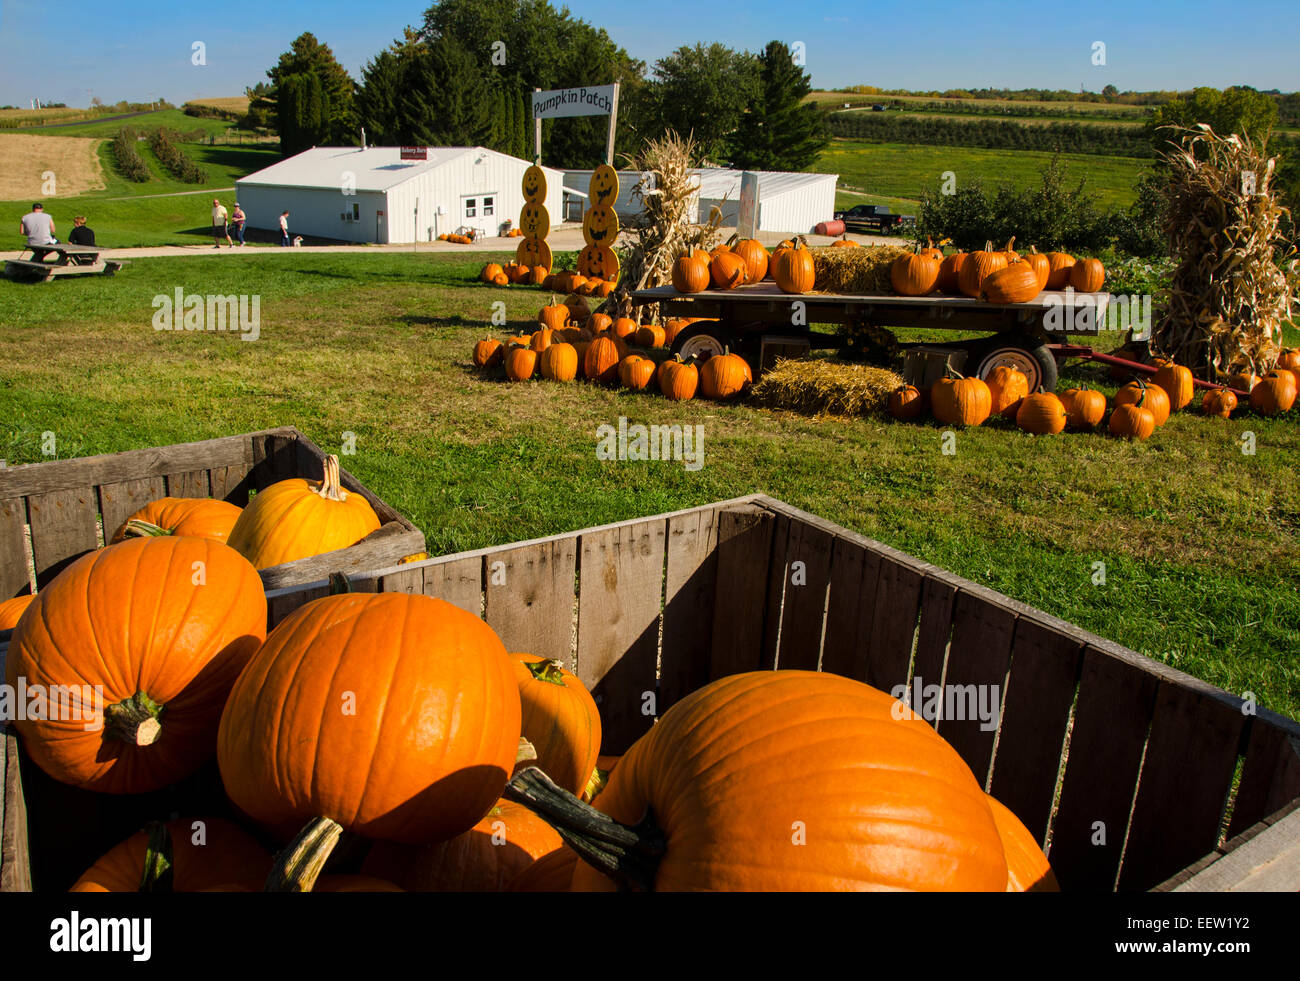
815, 139, 1151, 211
20, 108, 244, 140
835, 107, 1148, 128
1, 251, 1296, 720
0, 135, 105, 199
806, 90, 1156, 116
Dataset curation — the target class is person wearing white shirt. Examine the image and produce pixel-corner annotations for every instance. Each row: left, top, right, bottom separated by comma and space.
212, 199, 232, 248
279, 210, 290, 247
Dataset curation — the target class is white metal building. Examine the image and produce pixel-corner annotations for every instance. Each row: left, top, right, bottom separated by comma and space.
235, 147, 565, 245
561, 167, 838, 234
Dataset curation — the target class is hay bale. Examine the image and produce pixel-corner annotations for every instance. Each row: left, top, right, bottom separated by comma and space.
811, 244, 911, 294
751, 358, 904, 418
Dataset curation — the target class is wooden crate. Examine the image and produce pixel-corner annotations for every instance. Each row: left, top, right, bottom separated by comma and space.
3, 494, 1297, 892
0, 426, 425, 594
904, 345, 968, 389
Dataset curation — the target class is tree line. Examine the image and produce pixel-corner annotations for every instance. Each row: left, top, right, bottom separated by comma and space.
829, 114, 1158, 158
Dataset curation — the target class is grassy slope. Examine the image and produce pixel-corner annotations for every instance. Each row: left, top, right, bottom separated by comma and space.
21, 109, 240, 140
814, 140, 1150, 212
0, 252, 1296, 719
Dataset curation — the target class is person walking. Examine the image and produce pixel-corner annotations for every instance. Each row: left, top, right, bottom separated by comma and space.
67, 216, 96, 247
19, 202, 57, 260
279, 210, 290, 247
212, 199, 232, 248
231, 203, 247, 246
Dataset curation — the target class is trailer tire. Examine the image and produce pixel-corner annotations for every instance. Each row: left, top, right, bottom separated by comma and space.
971, 334, 1058, 392
672, 322, 731, 360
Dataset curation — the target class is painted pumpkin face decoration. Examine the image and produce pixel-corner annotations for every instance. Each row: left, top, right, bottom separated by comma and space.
582, 205, 619, 247
578, 244, 619, 282
522, 165, 547, 205
519, 203, 550, 240
517, 237, 552, 271
588, 165, 619, 207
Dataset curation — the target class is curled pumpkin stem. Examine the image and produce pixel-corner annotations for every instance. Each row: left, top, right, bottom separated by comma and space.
105, 692, 164, 746
265, 816, 342, 892
139, 821, 173, 892
314, 455, 349, 503
504, 765, 665, 892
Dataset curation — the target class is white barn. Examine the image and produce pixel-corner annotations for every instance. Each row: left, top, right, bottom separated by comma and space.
561, 167, 838, 234
235, 147, 565, 245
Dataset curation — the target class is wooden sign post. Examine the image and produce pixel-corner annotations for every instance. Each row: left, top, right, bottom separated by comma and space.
531, 83, 620, 167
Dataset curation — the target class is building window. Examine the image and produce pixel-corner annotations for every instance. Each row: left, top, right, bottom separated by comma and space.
465, 198, 477, 218
352, 203, 360, 220
482, 196, 494, 217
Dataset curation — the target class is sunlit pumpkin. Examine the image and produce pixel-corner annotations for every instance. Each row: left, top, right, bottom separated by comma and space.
672, 254, 709, 293
540, 342, 578, 382
1115, 379, 1170, 426
0, 594, 34, 630
985, 365, 1029, 419
1045, 252, 1075, 290
710, 251, 748, 290
957, 242, 1008, 298
1069, 258, 1106, 293
659, 358, 699, 401
510, 653, 601, 796
986, 796, 1058, 892
1249, 370, 1297, 415
772, 239, 815, 294
699, 352, 751, 401
1152, 363, 1194, 411
1015, 391, 1067, 435
931, 375, 992, 426
936, 252, 967, 294
584, 336, 623, 385
619, 355, 656, 391
1060, 386, 1107, 429
981, 262, 1042, 303
1201, 388, 1237, 418
109, 497, 242, 545
890, 251, 940, 296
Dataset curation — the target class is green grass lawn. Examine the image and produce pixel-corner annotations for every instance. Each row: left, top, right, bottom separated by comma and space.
1, 252, 1296, 721
814, 140, 1151, 211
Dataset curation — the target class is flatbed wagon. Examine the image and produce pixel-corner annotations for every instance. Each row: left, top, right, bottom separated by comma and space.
630, 283, 1114, 392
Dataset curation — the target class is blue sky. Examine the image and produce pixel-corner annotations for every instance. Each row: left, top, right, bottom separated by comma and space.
0, 0, 1296, 107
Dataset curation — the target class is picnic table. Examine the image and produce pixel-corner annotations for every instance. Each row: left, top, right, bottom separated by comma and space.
4, 244, 126, 283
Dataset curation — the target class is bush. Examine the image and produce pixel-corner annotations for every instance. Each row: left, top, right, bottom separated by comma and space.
111, 127, 150, 182
148, 128, 207, 183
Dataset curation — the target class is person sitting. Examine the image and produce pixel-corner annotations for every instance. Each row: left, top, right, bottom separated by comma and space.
19, 202, 56, 261
67, 216, 96, 247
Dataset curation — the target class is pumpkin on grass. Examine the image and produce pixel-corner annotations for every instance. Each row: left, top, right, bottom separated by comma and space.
1016, 391, 1067, 435
1202, 388, 1237, 418
217, 592, 521, 845
1152, 363, 1194, 411
1249, 370, 1297, 415
887, 384, 924, 421
540, 343, 578, 382
634, 324, 666, 349
1109, 403, 1156, 441
584, 336, 623, 385
1115, 379, 1170, 426
985, 365, 1029, 419
619, 355, 656, 392
505, 347, 538, 381
6, 536, 266, 793
538, 300, 569, 331
530, 327, 556, 352
510, 653, 601, 797
473, 338, 504, 369
659, 357, 700, 401
507, 671, 1010, 891
226, 455, 380, 569
699, 351, 751, 401
71, 817, 271, 892
109, 497, 242, 545
931, 374, 992, 427
1060, 386, 1107, 429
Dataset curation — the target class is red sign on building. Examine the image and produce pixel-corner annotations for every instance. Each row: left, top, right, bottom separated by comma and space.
400, 146, 428, 161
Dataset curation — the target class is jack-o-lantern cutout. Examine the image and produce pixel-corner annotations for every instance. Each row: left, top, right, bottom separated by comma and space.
589, 165, 619, 207
578, 244, 619, 282
522, 165, 547, 205
517, 236, 552, 271
520, 203, 550, 240
582, 205, 620, 247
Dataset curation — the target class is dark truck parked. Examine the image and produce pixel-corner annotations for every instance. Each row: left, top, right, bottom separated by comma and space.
833, 204, 915, 235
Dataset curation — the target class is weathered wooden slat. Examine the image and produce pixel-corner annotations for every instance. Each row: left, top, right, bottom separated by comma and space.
1, 724, 32, 892
659, 508, 719, 714
97, 476, 166, 543
255, 522, 427, 590
862, 554, 924, 696
770, 520, 834, 671
376, 566, 424, 595
421, 555, 483, 616
820, 538, 880, 681
485, 540, 578, 664
1228, 722, 1300, 839
266, 581, 331, 628
1117, 683, 1248, 892
208, 462, 253, 505
166, 469, 211, 499
759, 512, 792, 671
1173, 806, 1300, 892
911, 575, 958, 696
576, 520, 665, 754
987, 616, 1085, 842
1049, 648, 1160, 891
709, 507, 775, 681
0, 498, 31, 600
28, 488, 99, 586
251, 432, 298, 490
0, 431, 268, 499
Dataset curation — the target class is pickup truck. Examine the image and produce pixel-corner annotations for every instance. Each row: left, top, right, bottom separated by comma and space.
833, 204, 915, 235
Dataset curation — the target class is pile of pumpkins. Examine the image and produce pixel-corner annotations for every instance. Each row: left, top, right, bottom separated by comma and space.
889, 355, 1298, 439
891, 237, 1105, 302
471, 295, 751, 403
480, 262, 619, 298
438, 233, 475, 245
671, 235, 809, 294
5, 510, 1059, 890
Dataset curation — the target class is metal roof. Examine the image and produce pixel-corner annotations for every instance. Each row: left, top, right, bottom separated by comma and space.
237, 146, 561, 192
561, 167, 837, 202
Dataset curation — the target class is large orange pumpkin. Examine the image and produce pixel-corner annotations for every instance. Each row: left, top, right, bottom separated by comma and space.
1152, 363, 1194, 412
543, 671, 1008, 891
936, 252, 967, 294
6, 536, 266, 793
985, 365, 1029, 419
505, 346, 538, 381
671, 254, 709, 293
981, 263, 1042, 304
109, 497, 242, 545
931, 375, 992, 427
958, 242, 1008, 298
986, 796, 1058, 892
1016, 392, 1068, 435
217, 593, 521, 845
1069, 258, 1106, 293
772, 240, 815, 294
71, 817, 271, 892
473, 338, 504, 368
540, 342, 579, 382
619, 355, 656, 391
1202, 388, 1237, 419
699, 352, 751, 401
1115, 379, 1170, 426
583, 336, 623, 385
1060, 386, 1107, 429
1045, 252, 1076, 290
225, 455, 381, 570
1023, 247, 1051, 290
709, 251, 748, 290
659, 358, 699, 400
1249, 370, 1297, 415
510, 653, 601, 797
732, 238, 769, 282
890, 252, 940, 296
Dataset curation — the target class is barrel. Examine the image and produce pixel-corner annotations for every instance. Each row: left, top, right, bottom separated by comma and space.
814, 219, 845, 237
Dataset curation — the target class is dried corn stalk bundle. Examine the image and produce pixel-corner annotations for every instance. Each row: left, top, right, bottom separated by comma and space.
751, 358, 904, 418
1153, 124, 1297, 379
811, 245, 911, 294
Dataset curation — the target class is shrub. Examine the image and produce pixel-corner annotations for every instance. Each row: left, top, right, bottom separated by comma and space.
148, 128, 207, 183
111, 127, 150, 182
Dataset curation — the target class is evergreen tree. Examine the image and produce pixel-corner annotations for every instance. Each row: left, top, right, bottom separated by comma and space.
729, 41, 828, 171
396, 39, 492, 145
266, 33, 358, 149
356, 49, 403, 145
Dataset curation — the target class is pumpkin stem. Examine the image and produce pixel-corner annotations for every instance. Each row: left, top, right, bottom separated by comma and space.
265, 816, 342, 892
581, 764, 611, 803
328, 571, 353, 595
1004, 236, 1016, 253
121, 519, 171, 538
139, 821, 173, 892
526, 658, 569, 686
516, 737, 538, 765
313, 455, 349, 503
504, 765, 665, 892
105, 692, 164, 746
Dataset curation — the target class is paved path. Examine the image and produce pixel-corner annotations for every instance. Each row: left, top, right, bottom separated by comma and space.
98, 186, 236, 201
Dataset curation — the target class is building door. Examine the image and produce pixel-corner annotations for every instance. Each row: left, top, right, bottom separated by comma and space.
461, 194, 497, 235
376, 210, 386, 244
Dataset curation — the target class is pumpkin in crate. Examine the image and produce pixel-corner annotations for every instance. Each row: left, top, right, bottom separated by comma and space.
619, 355, 656, 391
985, 797, 1058, 892
1115, 379, 1170, 426
635, 324, 666, 349
1250, 370, 1297, 415
772, 239, 815, 294
6, 536, 266, 793
887, 384, 924, 421
0, 594, 34, 630
672, 253, 709, 294
505, 347, 538, 381
538, 301, 569, 332
108, 496, 243, 545
710, 251, 748, 290
957, 242, 1008, 298
659, 357, 699, 401
1045, 252, 1075, 290
473, 338, 504, 368
936, 252, 967, 294
700, 352, 751, 401
540, 343, 579, 382
1060, 386, 1107, 429
513, 671, 1010, 891
218, 592, 521, 845
985, 365, 1029, 419
1202, 388, 1237, 419
226, 455, 381, 569
931, 374, 991, 427
890, 250, 940, 296
510, 653, 601, 796
1152, 363, 1193, 411
1069, 258, 1105, 293
981, 263, 1042, 304
584, 336, 623, 385
71, 817, 271, 892
364, 799, 562, 891
1016, 391, 1067, 435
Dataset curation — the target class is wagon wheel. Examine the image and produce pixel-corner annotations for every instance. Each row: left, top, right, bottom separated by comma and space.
971, 333, 1058, 392
672, 322, 731, 360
